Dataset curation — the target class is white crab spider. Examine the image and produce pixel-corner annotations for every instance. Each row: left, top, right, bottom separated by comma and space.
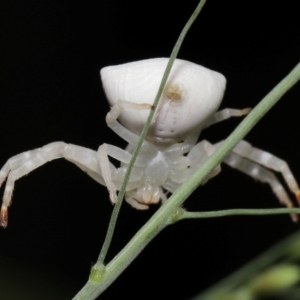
0, 58, 299, 227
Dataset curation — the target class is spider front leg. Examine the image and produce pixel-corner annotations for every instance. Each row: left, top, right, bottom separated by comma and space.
0, 142, 110, 227
97, 143, 146, 204
105, 100, 153, 146
97, 100, 154, 205
204, 107, 251, 129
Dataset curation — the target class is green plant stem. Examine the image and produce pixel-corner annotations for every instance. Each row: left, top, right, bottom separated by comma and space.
192, 230, 300, 300
73, 61, 300, 299
74, 64, 300, 300
182, 208, 300, 219
96, 0, 207, 266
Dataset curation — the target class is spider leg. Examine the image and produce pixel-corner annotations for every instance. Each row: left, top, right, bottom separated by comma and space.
124, 194, 149, 210
97, 143, 145, 204
163, 129, 201, 163
220, 144, 299, 222
163, 180, 181, 194
187, 140, 221, 184
160, 188, 168, 204
106, 100, 152, 146
100, 100, 157, 205
232, 140, 300, 201
204, 107, 251, 129
0, 142, 114, 227
98, 144, 118, 204
167, 140, 221, 187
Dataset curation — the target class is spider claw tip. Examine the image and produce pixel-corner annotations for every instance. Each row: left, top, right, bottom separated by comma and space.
295, 191, 300, 205
291, 214, 299, 223
0, 207, 8, 228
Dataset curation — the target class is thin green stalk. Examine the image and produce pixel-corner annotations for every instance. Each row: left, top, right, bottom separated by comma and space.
182, 208, 300, 219
73, 61, 300, 300
97, 0, 207, 266
192, 230, 300, 300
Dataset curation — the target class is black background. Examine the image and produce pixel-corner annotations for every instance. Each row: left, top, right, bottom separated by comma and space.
1, 1, 300, 299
